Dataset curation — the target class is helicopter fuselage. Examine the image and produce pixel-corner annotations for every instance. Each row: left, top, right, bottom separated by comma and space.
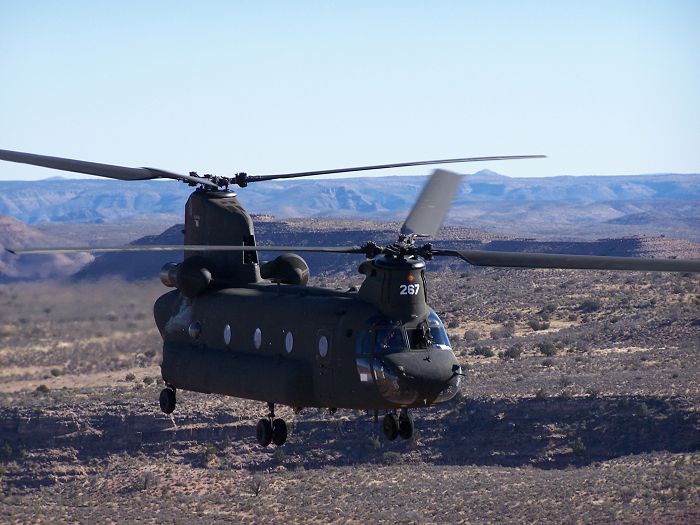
154, 282, 462, 410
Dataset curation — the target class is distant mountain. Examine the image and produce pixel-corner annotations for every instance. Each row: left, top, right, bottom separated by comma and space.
1, 171, 699, 240
74, 217, 700, 282
0, 215, 93, 282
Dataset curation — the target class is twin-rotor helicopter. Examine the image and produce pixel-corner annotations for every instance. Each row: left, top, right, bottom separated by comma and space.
2, 148, 699, 447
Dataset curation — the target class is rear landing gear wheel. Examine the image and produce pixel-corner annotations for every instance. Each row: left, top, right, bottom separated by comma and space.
399, 411, 414, 440
159, 387, 176, 414
272, 418, 287, 446
383, 413, 399, 441
256, 418, 273, 447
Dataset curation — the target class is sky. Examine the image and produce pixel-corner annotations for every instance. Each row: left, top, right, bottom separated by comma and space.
1, 1, 699, 181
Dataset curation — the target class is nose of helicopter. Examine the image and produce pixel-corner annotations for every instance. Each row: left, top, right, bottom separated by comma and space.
380, 350, 462, 404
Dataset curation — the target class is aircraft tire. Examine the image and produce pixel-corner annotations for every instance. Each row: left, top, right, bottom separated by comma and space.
159, 388, 176, 414
257, 418, 273, 447
398, 413, 414, 440
272, 418, 287, 446
382, 413, 399, 441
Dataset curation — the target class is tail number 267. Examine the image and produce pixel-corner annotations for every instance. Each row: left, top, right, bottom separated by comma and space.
399, 283, 420, 296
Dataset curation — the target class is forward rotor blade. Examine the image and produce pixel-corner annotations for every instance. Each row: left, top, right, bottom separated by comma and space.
6, 245, 365, 255
401, 169, 463, 237
0, 149, 218, 188
439, 249, 700, 272
247, 155, 546, 182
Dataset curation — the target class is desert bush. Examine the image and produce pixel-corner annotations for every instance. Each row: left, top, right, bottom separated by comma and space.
472, 345, 494, 358
50, 368, 62, 377
490, 324, 514, 339
500, 344, 523, 360
527, 319, 550, 331
272, 448, 287, 465
538, 341, 557, 356
571, 438, 586, 456
463, 329, 480, 342
35, 384, 50, 394
579, 298, 602, 313
382, 451, 402, 465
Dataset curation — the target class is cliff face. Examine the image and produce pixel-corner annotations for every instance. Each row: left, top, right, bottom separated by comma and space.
0, 215, 93, 282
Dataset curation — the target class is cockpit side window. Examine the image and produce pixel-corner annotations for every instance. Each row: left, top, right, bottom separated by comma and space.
374, 328, 406, 354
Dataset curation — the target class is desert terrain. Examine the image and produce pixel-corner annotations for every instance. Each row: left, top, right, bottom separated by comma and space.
0, 256, 698, 523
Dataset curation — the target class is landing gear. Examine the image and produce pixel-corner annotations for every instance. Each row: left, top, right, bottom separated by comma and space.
382, 413, 399, 441
383, 410, 414, 441
398, 410, 414, 440
159, 387, 176, 414
257, 403, 288, 447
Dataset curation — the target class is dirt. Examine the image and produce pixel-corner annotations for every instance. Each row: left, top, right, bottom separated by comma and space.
0, 268, 698, 523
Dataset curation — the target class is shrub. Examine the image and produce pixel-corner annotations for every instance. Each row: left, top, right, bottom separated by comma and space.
538, 341, 557, 356
528, 319, 550, 331
382, 451, 402, 465
472, 345, 494, 358
125, 373, 136, 382
579, 298, 602, 313
571, 438, 586, 456
501, 344, 523, 360
35, 384, 50, 394
50, 368, 62, 377
463, 329, 480, 342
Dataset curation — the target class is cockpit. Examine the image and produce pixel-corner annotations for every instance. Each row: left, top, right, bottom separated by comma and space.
356, 310, 451, 356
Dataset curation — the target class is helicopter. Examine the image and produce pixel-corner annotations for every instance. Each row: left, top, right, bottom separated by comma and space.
2, 148, 699, 447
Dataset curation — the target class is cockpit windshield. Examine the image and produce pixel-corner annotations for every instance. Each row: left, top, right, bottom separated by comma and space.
355, 312, 451, 356
426, 311, 451, 349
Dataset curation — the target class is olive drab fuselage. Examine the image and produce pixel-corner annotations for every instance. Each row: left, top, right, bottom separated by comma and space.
153, 189, 462, 410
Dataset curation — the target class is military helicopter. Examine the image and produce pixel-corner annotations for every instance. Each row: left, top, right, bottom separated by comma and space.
2, 148, 699, 448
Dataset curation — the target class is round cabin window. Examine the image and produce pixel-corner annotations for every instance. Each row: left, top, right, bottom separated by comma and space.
318, 335, 329, 358
254, 328, 262, 349
188, 321, 201, 339
285, 331, 294, 353
223, 324, 231, 346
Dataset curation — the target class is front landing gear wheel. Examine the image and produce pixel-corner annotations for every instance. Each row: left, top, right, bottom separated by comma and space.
383, 413, 399, 441
159, 387, 176, 414
399, 412, 414, 440
272, 418, 287, 446
256, 418, 273, 447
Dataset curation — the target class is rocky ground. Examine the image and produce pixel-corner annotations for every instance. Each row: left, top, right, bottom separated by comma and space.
0, 267, 698, 523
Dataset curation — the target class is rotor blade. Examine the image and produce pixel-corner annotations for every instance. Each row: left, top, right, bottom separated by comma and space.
400, 169, 463, 237
438, 249, 700, 273
246, 155, 546, 182
0, 149, 218, 188
6, 245, 366, 255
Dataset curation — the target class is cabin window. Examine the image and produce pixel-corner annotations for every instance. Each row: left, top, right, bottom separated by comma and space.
285, 331, 294, 353
188, 322, 201, 340
318, 335, 329, 357
254, 328, 262, 349
223, 324, 231, 346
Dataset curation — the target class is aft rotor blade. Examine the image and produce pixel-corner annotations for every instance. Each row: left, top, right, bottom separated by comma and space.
247, 155, 546, 182
400, 169, 463, 237
439, 249, 700, 272
0, 149, 218, 188
6, 245, 366, 255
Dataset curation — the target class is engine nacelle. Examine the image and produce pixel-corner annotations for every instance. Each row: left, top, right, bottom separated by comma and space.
159, 257, 212, 298
260, 253, 310, 285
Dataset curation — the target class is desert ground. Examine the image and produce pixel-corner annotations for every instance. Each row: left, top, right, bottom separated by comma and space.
0, 267, 698, 523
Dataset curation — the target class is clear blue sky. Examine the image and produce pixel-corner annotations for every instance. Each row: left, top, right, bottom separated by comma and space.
1, 1, 698, 181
